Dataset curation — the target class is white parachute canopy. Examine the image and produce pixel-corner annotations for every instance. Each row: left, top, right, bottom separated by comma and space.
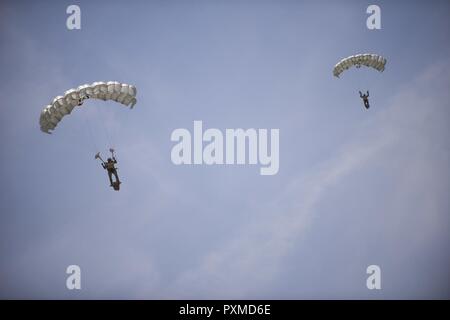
39, 81, 137, 134
333, 54, 387, 78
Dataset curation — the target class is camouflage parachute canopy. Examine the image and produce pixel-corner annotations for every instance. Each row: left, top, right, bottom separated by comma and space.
39, 81, 137, 134
333, 54, 387, 78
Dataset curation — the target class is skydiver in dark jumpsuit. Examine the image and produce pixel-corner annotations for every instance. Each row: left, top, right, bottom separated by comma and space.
359, 91, 370, 109
102, 157, 120, 187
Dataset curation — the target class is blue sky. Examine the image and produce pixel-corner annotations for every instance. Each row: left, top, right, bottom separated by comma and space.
0, 0, 449, 299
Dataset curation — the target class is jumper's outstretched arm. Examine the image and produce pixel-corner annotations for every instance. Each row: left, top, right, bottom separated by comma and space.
95, 152, 107, 167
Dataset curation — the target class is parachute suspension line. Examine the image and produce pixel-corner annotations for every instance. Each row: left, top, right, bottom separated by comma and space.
101, 114, 111, 148
108, 119, 117, 153
111, 105, 132, 152
97, 103, 115, 152
83, 117, 99, 155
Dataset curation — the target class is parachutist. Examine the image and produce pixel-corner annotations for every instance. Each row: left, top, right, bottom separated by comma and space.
102, 157, 121, 190
96, 151, 121, 190
359, 90, 370, 109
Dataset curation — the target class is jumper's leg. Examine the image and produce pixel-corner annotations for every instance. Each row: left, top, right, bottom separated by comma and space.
108, 172, 114, 186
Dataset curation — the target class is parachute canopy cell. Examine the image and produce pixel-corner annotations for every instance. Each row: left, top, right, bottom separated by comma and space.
333, 54, 387, 78
39, 81, 137, 134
